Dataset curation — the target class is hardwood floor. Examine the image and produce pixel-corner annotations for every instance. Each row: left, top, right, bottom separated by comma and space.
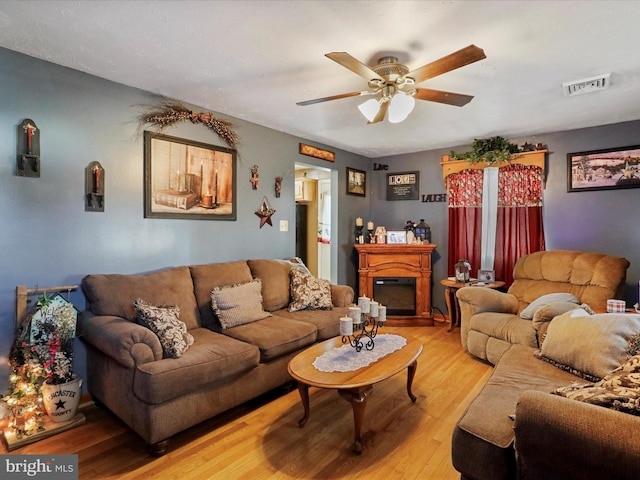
1, 322, 492, 480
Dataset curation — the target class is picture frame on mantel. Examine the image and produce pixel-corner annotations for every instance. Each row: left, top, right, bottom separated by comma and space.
346, 167, 366, 197
567, 145, 640, 192
144, 131, 237, 220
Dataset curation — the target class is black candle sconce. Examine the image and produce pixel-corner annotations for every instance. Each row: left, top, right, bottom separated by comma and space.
85, 161, 105, 212
16, 119, 41, 177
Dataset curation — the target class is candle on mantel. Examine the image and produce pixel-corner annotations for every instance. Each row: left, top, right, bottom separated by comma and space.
355, 217, 363, 227
340, 316, 353, 336
367, 221, 374, 230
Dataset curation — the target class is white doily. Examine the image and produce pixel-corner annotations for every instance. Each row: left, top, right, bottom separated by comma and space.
312, 334, 407, 372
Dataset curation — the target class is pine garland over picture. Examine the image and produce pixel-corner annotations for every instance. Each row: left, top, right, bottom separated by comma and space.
138, 98, 239, 148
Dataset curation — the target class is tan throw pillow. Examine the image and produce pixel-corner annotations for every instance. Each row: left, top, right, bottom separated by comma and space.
288, 269, 333, 312
520, 292, 579, 319
535, 311, 640, 381
133, 298, 194, 358
553, 355, 640, 415
210, 279, 271, 330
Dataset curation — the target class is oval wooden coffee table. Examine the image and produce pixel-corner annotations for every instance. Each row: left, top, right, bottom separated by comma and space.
287, 334, 423, 454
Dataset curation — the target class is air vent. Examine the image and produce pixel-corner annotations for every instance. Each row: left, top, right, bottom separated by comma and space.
562, 73, 611, 96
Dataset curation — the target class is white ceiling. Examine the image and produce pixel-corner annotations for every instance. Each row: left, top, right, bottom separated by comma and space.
1, 1, 640, 158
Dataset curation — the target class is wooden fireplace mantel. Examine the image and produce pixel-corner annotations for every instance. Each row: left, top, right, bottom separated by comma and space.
354, 243, 437, 324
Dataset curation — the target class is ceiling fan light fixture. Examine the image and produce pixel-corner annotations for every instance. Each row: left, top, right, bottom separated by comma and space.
358, 98, 381, 122
388, 92, 415, 123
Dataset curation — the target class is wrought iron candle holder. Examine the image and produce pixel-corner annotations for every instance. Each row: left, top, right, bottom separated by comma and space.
340, 297, 387, 352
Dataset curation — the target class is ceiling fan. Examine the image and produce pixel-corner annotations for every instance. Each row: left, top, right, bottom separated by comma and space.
297, 44, 486, 124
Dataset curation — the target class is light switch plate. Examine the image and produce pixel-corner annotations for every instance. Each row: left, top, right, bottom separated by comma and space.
279, 220, 288, 232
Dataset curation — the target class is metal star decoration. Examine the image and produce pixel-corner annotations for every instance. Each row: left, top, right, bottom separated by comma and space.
255, 196, 275, 228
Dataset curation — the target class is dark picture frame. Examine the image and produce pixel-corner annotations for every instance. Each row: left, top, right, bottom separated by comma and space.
346, 167, 366, 197
386, 171, 420, 200
144, 131, 237, 220
567, 145, 640, 192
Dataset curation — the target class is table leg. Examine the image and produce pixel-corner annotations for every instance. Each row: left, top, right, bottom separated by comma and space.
296, 381, 310, 428
407, 360, 418, 403
338, 386, 373, 454
445, 286, 457, 332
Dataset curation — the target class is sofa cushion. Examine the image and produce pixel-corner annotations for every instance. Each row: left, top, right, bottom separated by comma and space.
456, 344, 579, 449
272, 306, 350, 341
247, 259, 295, 311
469, 312, 538, 349
288, 269, 333, 312
134, 328, 259, 404
82, 266, 200, 330
223, 316, 317, 362
133, 298, 194, 358
536, 311, 640, 381
210, 280, 272, 330
190, 261, 253, 331
520, 293, 579, 319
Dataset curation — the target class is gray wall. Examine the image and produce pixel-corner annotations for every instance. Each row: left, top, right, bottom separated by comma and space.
0, 47, 370, 391
371, 125, 640, 313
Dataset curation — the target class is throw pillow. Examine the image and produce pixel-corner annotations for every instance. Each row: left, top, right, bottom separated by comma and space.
535, 311, 640, 381
288, 269, 333, 312
520, 292, 579, 319
210, 279, 271, 330
553, 354, 640, 416
133, 298, 194, 358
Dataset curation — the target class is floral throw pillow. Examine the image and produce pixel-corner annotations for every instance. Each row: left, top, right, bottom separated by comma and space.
553, 354, 640, 415
133, 298, 194, 358
288, 269, 333, 312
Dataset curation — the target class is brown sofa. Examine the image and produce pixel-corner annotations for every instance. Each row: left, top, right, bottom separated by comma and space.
78, 258, 354, 455
452, 250, 639, 480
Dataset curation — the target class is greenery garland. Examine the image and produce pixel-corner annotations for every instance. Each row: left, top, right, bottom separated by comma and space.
449, 136, 521, 165
138, 98, 239, 149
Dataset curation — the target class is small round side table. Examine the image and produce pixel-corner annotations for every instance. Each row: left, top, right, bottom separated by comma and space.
440, 278, 505, 332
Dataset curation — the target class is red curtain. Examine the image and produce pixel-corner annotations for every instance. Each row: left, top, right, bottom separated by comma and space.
494, 164, 546, 286
447, 164, 545, 286
447, 169, 483, 276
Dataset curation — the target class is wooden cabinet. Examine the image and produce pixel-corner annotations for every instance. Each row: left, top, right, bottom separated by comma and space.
295, 178, 317, 203
354, 243, 437, 324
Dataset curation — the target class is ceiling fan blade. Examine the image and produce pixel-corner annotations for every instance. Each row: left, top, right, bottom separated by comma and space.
297, 91, 367, 106
368, 101, 389, 124
414, 88, 475, 107
406, 44, 486, 84
325, 52, 383, 81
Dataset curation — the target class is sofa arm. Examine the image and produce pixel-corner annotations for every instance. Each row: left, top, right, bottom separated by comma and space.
514, 390, 640, 480
331, 284, 355, 307
456, 287, 519, 350
78, 311, 163, 369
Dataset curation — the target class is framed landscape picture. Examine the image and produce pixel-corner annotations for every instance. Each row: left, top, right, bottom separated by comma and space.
346, 167, 366, 197
144, 131, 237, 220
567, 145, 640, 192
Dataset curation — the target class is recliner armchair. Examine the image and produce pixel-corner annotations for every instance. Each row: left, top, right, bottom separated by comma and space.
456, 250, 630, 365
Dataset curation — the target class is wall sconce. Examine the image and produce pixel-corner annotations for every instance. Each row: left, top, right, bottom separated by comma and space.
85, 161, 104, 212
16, 119, 40, 177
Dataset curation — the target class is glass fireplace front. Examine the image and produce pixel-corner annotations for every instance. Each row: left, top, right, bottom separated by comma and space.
373, 277, 416, 316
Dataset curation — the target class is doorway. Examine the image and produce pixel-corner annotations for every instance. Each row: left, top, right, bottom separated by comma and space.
294, 163, 336, 282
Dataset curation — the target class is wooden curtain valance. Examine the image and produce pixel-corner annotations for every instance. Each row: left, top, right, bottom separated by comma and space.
441, 150, 547, 188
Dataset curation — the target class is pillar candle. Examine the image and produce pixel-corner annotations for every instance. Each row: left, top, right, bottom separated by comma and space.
340, 316, 353, 336
378, 305, 387, 322
355, 217, 363, 227
357, 296, 370, 314
370, 300, 379, 318
367, 221, 374, 230
348, 306, 362, 325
